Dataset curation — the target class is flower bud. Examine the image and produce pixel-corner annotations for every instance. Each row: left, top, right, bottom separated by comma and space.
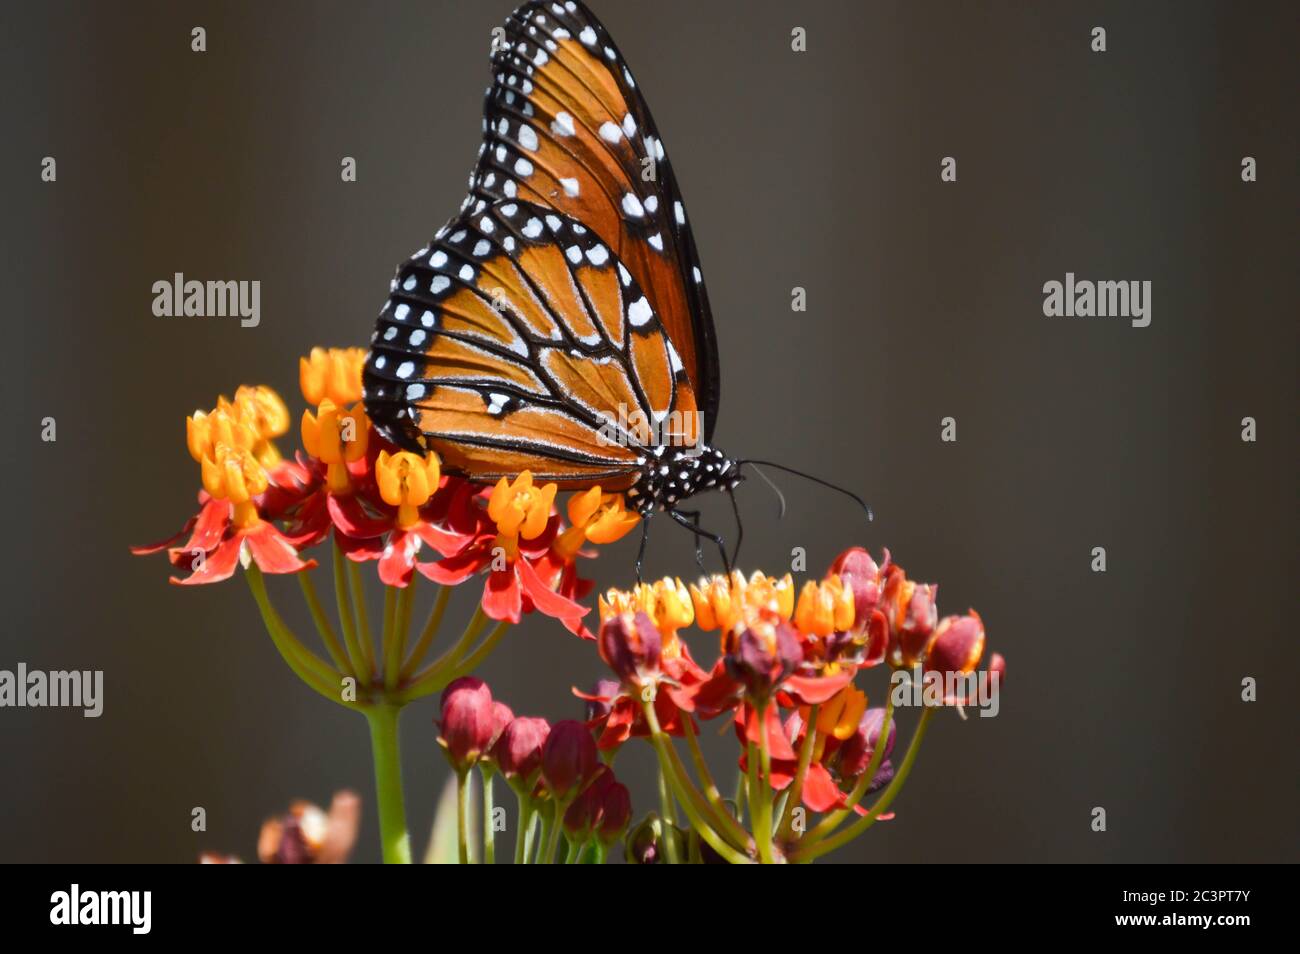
492, 716, 550, 784
725, 617, 802, 699
596, 781, 632, 844
482, 701, 514, 763
838, 706, 897, 780
925, 612, 985, 676
828, 547, 881, 626
598, 611, 662, 686
541, 719, 599, 799
437, 676, 496, 771
625, 815, 662, 864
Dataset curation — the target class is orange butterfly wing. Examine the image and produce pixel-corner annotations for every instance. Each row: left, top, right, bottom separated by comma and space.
364, 199, 699, 488
470, 0, 720, 440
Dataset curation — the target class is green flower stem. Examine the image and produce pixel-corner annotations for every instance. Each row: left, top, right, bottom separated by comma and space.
332, 541, 369, 679
802, 698, 894, 844
365, 704, 412, 864
679, 716, 752, 849
296, 571, 353, 676
753, 703, 777, 864
346, 560, 377, 678
245, 566, 351, 707
792, 706, 933, 863
480, 764, 497, 864
536, 803, 558, 864
400, 584, 449, 679
642, 700, 752, 864
396, 581, 415, 647
456, 767, 471, 864
513, 790, 536, 864
447, 620, 510, 683
656, 765, 681, 864
776, 703, 820, 841
395, 608, 495, 703
380, 585, 399, 690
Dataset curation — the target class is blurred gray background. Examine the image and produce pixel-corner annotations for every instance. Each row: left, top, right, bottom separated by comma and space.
1, 0, 1295, 863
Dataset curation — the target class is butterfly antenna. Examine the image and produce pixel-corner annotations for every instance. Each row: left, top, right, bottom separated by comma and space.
745, 463, 787, 519
738, 459, 873, 522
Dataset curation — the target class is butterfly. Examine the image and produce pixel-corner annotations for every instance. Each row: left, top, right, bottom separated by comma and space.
364, 0, 867, 575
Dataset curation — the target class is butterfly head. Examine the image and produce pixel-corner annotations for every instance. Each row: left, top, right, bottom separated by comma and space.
625, 444, 742, 515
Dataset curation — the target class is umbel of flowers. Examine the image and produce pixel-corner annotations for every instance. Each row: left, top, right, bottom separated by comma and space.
133, 347, 641, 863
137, 346, 1005, 864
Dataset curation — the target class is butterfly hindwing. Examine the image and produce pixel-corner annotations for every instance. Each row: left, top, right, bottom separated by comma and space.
364, 198, 700, 488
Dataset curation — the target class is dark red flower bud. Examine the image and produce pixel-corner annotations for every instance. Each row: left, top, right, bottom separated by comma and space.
828, 546, 882, 629
485, 702, 514, 754
598, 611, 661, 686
838, 706, 897, 779
596, 781, 632, 844
541, 719, 599, 799
492, 716, 550, 784
584, 679, 621, 722
925, 612, 985, 676
725, 617, 802, 699
437, 676, 496, 771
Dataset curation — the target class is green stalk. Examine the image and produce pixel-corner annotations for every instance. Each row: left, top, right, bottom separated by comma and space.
296, 571, 352, 676
332, 540, 369, 680
400, 584, 449, 679
793, 707, 933, 863
803, 699, 895, 843
514, 791, 536, 864
642, 701, 752, 864
753, 702, 776, 863
656, 766, 681, 864
245, 566, 349, 706
347, 560, 377, 677
480, 765, 497, 864
456, 767, 471, 864
365, 704, 411, 863
777, 704, 820, 840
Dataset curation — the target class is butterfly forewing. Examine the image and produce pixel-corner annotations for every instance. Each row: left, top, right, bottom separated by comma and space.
470, 0, 720, 440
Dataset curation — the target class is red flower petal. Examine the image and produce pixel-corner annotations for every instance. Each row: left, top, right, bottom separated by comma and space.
800, 763, 846, 813
328, 494, 392, 539
481, 567, 522, 624
378, 529, 420, 587
169, 534, 242, 585
517, 556, 589, 622
416, 545, 489, 585
782, 671, 854, 706
243, 522, 316, 575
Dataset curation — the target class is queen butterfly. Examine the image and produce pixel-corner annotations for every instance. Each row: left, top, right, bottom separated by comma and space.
364, 0, 868, 574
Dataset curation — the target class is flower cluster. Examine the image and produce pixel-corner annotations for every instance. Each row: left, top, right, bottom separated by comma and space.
132, 346, 640, 633
136, 346, 1005, 865
583, 546, 1005, 863
438, 677, 631, 863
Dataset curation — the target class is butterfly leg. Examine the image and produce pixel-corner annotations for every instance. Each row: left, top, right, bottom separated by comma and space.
674, 509, 707, 570
635, 512, 654, 583
728, 489, 744, 568
669, 508, 732, 576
